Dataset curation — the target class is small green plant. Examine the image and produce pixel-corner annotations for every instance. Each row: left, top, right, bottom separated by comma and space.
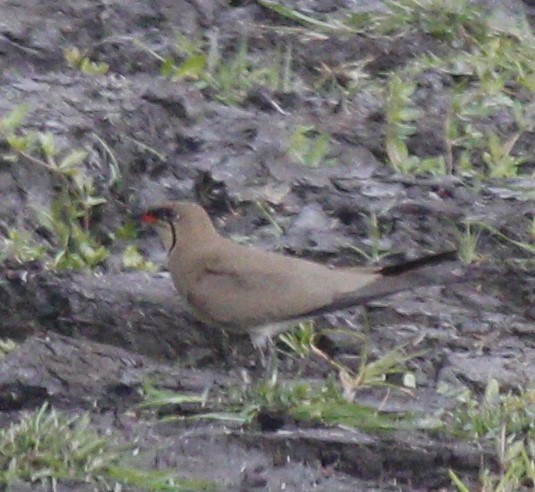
37, 198, 108, 269
160, 32, 206, 80
0, 106, 109, 270
142, 377, 420, 432
278, 321, 316, 359
384, 75, 428, 174
207, 38, 260, 104
64, 47, 109, 75
384, 73, 447, 174
374, 1, 534, 179
0, 403, 213, 490
287, 125, 333, 167
455, 222, 482, 264
159, 33, 293, 105
339, 344, 421, 400
258, 0, 354, 33
254, 201, 284, 236
142, 383, 258, 425
431, 35, 535, 178
455, 220, 535, 262
140, 384, 208, 409
313, 58, 371, 97
121, 245, 158, 272
443, 91, 529, 178
3, 229, 48, 263
261, 0, 487, 43
479, 222, 535, 256
111, 224, 159, 273
250, 378, 409, 430
443, 88, 485, 175
142, 336, 427, 433
451, 450, 535, 492
378, 0, 487, 42
343, 212, 392, 263
482, 132, 526, 179
259, 0, 535, 178
446, 379, 535, 491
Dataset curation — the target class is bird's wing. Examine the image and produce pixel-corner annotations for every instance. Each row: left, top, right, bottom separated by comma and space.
186, 249, 466, 329
186, 251, 337, 329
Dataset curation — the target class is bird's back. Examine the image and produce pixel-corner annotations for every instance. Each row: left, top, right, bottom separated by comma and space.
169, 238, 379, 330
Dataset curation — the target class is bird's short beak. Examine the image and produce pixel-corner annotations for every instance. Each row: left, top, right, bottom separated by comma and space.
140, 212, 159, 225
131, 210, 158, 225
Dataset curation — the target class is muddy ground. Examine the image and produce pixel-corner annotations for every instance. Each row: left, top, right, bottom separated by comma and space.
0, 0, 534, 490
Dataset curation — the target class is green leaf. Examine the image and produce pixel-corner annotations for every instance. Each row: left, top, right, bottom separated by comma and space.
79, 242, 108, 266
64, 46, 82, 67
6, 134, 31, 152
122, 244, 144, 269
487, 133, 502, 159
85, 196, 107, 208
257, 0, 350, 31
386, 135, 408, 169
71, 171, 88, 193
449, 469, 471, 492
306, 132, 330, 167
38, 133, 57, 159
114, 222, 138, 241
398, 107, 423, 121
173, 54, 206, 80
33, 208, 54, 231
290, 400, 402, 431
107, 466, 215, 491
80, 58, 109, 75
419, 156, 447, 175
161, 57, 175, 77
140, 386, 205, 407
122, 245, 158, 272
483, 378, 500, 406
0, 104, 29, 134
58, 150, 87, 171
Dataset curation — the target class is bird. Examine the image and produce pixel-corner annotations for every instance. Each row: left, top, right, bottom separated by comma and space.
139, 201, 469, 361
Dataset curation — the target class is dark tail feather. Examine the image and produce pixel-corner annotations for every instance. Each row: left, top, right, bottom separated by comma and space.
303, 253, 479, 318
379, 250, 458, 276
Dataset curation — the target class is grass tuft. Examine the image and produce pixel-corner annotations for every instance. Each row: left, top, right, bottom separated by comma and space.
0, 403, 214, 491
445, 379, 535, 491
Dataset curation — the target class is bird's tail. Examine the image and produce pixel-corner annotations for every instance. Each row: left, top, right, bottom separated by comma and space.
378, 250, 458, 276
305, 251, 481, 317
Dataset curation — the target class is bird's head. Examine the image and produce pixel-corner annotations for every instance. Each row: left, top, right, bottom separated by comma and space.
140, 201, 217, 254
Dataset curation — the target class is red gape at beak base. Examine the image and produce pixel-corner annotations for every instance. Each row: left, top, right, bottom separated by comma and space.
141, 213, 159, 224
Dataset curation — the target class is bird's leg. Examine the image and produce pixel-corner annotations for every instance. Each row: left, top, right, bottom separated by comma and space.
250, 331, 278, 385
264, 337, 278, 386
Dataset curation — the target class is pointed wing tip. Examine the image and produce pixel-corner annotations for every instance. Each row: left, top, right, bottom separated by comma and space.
379, 250, 458, 276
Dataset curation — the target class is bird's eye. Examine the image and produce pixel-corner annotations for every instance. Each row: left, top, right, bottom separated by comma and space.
158, 208, 176, 221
